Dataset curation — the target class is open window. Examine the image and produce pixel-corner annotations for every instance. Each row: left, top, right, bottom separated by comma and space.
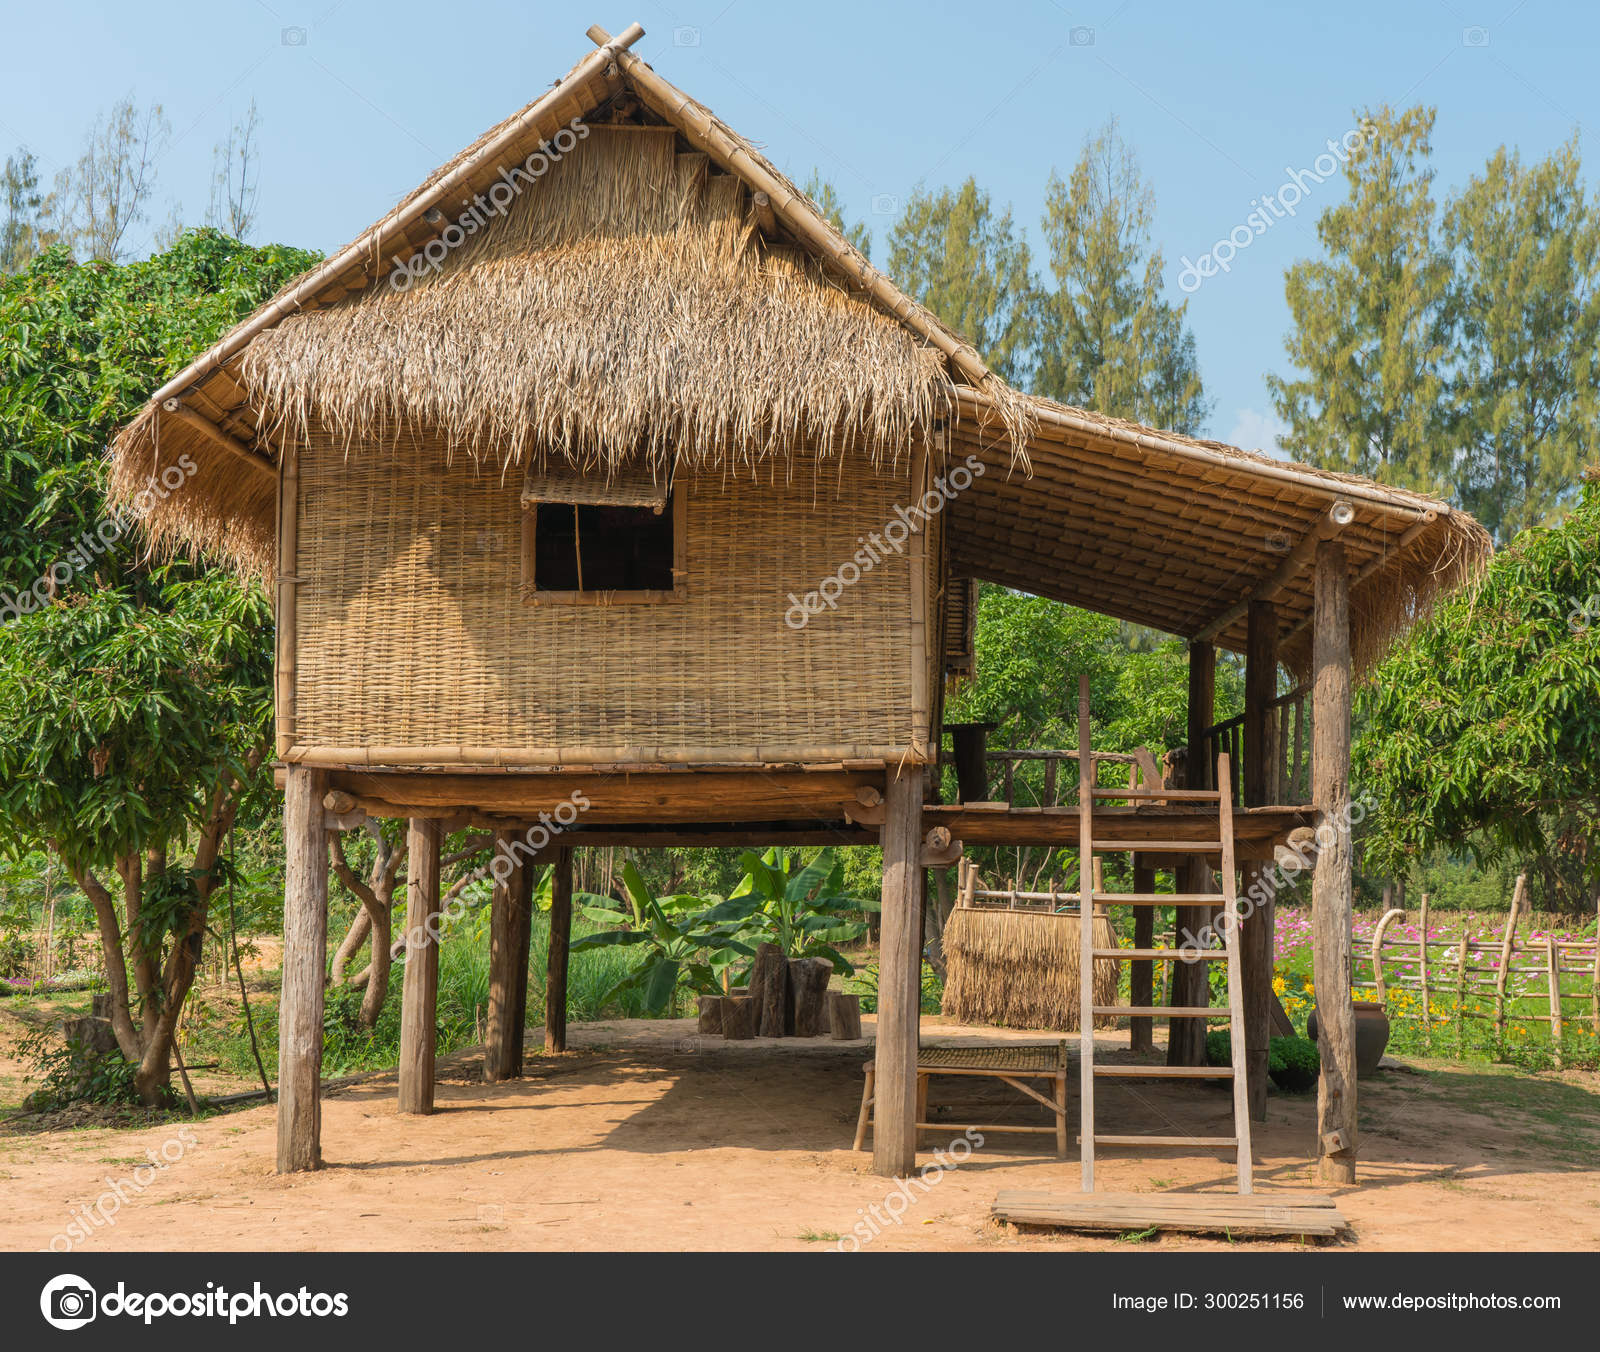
519, 458, 686, 604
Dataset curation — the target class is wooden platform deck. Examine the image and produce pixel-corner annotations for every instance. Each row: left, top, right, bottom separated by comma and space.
925, 802, 1314, 855
992, 1189, 1350, 1239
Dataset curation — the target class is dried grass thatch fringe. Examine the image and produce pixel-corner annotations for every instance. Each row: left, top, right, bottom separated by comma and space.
941, 907, 1120, 1032
240, 127, 950, 481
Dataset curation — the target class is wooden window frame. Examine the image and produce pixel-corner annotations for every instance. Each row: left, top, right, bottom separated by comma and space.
519, 490, 688, 607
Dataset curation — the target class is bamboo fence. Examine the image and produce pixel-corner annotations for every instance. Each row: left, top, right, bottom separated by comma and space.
1354, 875, 1600, 1067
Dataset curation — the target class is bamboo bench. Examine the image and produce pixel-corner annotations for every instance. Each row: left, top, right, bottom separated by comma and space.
853, 1042, 1070, 1158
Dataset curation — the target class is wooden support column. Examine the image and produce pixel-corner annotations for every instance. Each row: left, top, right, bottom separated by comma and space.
1242, 600, 1279, 1119
874, 765, 925, 1177
398, 816, 442, 1115
484, 831, 533, 1081
1170, 640, 1214, 1066
1311, 538, 1357, 1184
277, 766, 328, 1173
1130, 856, 1156, 1053
544, 847, 573, 1054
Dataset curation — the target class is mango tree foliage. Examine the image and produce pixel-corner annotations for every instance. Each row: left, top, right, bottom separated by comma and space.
1355, 473, 1600, 913
0, 230, 317, 1102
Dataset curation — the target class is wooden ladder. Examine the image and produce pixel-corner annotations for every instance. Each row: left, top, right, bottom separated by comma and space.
1075, 674, 1253, 1195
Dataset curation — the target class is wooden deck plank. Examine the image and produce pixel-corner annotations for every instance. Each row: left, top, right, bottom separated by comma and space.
993, 1189, 1349, 1238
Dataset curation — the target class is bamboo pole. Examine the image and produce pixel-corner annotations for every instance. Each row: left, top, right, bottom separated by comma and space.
1418, 893, 1431, 1048
1454, 919, 1469, 1045
1077, 673, 1095, 1192
1370, 907, 1404, 1001
1546, 937, 1563, 1068
1494, 874, 1526, 1039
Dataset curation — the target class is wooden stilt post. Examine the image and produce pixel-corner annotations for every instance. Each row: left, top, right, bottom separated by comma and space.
1242, 599, 1278, 1119
1311, 538, 1357, 1184
544, 846, 573, 1054
398, 816, 442, 1115
874, 764, 925, 1177
1130, 855, 1156, 1053
484, 830, 531, 1081
509, 847, 535, 1068
1170, 639, 1214, 1067
277, 766, 328, 1173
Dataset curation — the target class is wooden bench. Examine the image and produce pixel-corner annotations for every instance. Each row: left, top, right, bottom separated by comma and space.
853, 1042, 1070, 1158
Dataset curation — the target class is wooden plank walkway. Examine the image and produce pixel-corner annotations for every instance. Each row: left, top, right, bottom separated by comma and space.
992, 1189, 1350, 1238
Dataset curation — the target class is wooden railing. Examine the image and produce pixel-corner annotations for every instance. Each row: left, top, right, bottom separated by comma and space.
1200, 686, 1311, 806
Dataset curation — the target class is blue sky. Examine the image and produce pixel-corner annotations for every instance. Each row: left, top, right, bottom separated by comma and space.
2, 0, 1596, 454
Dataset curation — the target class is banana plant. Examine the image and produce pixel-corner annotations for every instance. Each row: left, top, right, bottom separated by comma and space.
708, 847, 877, 974
570, 861, 753, 1015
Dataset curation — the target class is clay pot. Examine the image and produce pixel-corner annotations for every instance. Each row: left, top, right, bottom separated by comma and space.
1306, 1000, 1391, 1077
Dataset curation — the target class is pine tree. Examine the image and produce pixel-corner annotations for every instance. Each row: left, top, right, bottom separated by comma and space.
1442, 137, 1600, 540
1, 151, 44, 274
1034, 121, 1208, 433
1268, 105, 1450, 490
887, 178, 1034, 385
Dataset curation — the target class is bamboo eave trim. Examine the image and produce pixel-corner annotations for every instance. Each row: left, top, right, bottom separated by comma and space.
282, 744, 914, 768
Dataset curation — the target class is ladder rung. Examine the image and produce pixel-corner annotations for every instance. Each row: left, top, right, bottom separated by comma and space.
1092, 948, 1227, 961
1092, 840, 1223, 852
1086, 1135, 1241, 1147
1091, 892, 1220, 905
1089, 788, 1221, 800
1092, 1005, 1228, 1018
1093, 1065, 1234, 1078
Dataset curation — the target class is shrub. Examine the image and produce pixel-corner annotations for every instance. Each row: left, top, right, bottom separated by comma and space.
1205, 1030, 1320, 1092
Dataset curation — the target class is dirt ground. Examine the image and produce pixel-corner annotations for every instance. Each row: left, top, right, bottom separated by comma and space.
1, 1013, 1597, 1253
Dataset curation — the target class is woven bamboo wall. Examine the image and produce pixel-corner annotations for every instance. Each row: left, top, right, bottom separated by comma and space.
290, 430, 930, 761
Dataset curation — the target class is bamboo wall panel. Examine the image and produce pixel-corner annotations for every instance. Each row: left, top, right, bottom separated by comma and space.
293, 430, 923, 759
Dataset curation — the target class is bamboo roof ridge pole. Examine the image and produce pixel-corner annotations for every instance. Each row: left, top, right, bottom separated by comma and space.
398, 817, 443, 1114
142, 26, 646, 416
545, 847, 574, 1054
1077, 674, 1096, 1192
277, 766, 328, 1173
874, 764, 925, 1177
1197, 502, 1355, 642
1311, 537, 1356, 1185
591, 29, 999, 406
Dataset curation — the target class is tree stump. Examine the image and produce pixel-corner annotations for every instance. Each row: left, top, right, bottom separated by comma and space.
750, 942, 789, 1038
719, 995, 756, 1040
790, 958, 833, 1036
827, 991, 862, 1041
696, 995, 723, 1035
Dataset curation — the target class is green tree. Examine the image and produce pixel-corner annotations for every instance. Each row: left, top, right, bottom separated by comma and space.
1442, 138, 1600, 542
1, 150, 46, 274
887, 178, 1034, 384
1355, 470, 1600, 914
1269, 106, 1450, 491
1035, 121, 1209, 434
0, 230, 318, 1102
802, 170, 869, 258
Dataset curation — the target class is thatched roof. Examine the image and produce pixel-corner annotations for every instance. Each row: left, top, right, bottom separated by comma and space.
108, 21, 1489, 665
